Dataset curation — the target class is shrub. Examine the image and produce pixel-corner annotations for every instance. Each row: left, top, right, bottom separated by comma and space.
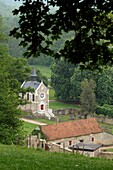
96, 104, 113, 118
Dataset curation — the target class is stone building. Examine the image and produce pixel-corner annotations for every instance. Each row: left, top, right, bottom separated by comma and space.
20, 67, 54, 119
39, 118, 113, 149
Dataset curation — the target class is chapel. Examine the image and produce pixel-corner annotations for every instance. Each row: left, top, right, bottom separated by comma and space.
20, 67, 54, 118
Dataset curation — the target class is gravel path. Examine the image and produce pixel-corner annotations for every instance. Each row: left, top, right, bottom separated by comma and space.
21, 118, 47, 126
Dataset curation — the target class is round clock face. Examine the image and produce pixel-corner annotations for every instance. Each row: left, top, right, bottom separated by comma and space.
40, 93, 44, 98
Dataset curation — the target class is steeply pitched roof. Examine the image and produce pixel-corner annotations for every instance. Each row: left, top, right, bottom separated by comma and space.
22, 81, 40, 90
30, 67, 37, 81
41, 118, 102, 141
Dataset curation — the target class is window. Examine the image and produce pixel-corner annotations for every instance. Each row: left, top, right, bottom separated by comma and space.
22, 93, 24, 99
32, 94, 35, 101
40, 104, 44, 110
79, 139, 84, 143
40, 93, 44, 98
92, 137, 94, 142
27, 93, 29, 100
57, 142, 61, 145
69, 141, 72, 146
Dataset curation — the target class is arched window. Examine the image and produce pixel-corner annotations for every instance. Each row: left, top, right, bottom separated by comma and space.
40, 104, 44, 110
32, 94, 35, 101
69, 141, 72, 146
27, 93, 29, 100
92, 137, 95, 142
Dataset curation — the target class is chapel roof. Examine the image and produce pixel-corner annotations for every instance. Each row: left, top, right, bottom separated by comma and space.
22, 81, 40, 90
21, 67, 40, 90
41, 118, 102, 141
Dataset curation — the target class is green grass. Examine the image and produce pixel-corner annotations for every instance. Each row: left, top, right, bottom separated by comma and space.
36, 65, 51, 79
0, 144, 113, 170
32, 118, 55, 124
49, 101, 80, 110
105, 148, 113, 152
23, 122, 38, 135
57, 114, 71, 122
99, 123, 113, 135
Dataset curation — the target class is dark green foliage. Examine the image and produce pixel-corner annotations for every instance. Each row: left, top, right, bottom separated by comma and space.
51, 59, 75, 101
28, 55, 53, 67
96, 104, 113, 118
80, 79, 96, 118
32, 126, 46, 140
0, 17, 30, 144
11, 0, 113, 69
51, 59, 113, 105
71, 66, 113, 105
0, 56, 23, 144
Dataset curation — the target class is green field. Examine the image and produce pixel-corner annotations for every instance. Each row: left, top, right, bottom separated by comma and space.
99, 123, 113, 135
36, 65, 51, 79
0, 144, 113, 170
23, 122, 38, 135
49, 101, 80, 110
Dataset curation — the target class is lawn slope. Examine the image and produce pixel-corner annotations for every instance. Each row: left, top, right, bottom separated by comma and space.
0, 144, 113, 170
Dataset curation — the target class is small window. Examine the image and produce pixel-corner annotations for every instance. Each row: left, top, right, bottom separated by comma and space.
22, 93, 24, 99
69, 141, 72, 146
32, 94, 35, 101
92, 137, 94, 142
79, 139, 84, 143
27, 93, 29, 100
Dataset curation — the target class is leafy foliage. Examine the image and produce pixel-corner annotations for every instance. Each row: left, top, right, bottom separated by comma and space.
0, 17, 31, 144
96, 104, 113, 118
11, 0, 113, 69
51, 59, 75, 101
80, 79, 96, 118
51, 59, 113, 105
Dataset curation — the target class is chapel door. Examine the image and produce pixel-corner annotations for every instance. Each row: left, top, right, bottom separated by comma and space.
40, 104, 44, 110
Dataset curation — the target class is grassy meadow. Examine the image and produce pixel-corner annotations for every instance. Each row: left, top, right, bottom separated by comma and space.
22, 122, 39, 135
49, 101, 80, 110
36, 65, 51, 79
0, 144, 113, 170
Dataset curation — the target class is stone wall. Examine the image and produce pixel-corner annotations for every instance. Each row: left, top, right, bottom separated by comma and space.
53, 108, 79, 116
99, 152, 113, 159
49, 143, 72, 153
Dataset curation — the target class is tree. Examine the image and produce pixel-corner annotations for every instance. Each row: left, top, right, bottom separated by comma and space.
10, 0, 113, 69
0, 53, 24, 144
51, 59, 75, 101
70, 67, 95, 102
0, 17, 28, 144
80, 79, 96, 118
95, 68, 113, 105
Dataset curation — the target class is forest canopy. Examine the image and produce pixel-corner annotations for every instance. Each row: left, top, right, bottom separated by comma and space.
10, 0, 113, 69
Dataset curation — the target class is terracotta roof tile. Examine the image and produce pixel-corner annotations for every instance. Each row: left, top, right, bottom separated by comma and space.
41, 118, 102, 141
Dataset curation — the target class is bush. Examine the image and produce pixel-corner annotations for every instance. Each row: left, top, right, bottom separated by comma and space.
96, 104, 113, 118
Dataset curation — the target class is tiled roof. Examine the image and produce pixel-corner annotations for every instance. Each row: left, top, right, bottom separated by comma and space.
22, 81, 40, 90
41, 118, 102, 141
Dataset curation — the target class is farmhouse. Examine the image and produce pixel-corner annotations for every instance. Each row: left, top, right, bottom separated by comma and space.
20, 67, 54, 119
38, 118, 113, 154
